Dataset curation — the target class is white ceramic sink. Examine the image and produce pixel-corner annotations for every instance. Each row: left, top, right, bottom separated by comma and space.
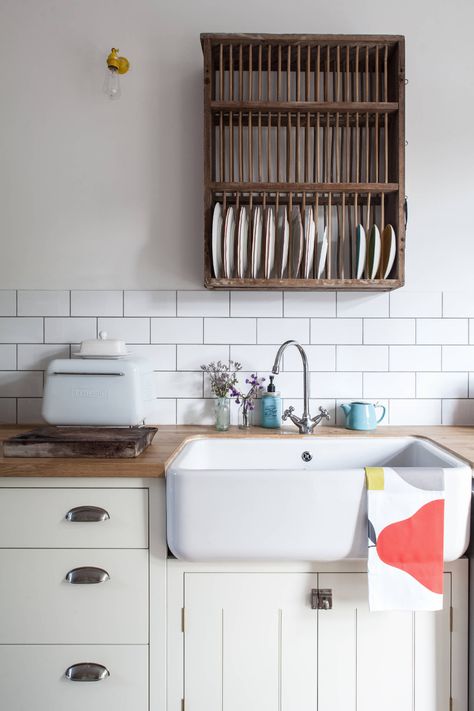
166, 436, 472, 562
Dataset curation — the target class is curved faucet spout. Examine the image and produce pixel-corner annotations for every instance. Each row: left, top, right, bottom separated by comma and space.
271, 340, 310, 420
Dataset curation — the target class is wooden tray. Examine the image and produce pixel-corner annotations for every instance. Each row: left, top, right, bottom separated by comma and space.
3, 426, 158, 459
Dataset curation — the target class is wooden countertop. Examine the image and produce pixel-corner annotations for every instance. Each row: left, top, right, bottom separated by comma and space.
0, 425, 474, 477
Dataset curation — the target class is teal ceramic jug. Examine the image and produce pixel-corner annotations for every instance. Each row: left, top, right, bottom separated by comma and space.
340, 401, 386, 431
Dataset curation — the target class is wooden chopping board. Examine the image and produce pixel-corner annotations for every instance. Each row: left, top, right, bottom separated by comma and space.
3, 426, 158, 458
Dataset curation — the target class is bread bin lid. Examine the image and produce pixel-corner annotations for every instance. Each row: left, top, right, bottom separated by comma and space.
76, 330, 128, 358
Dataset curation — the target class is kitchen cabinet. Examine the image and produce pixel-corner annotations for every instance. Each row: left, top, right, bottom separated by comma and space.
168, 562, 468, 711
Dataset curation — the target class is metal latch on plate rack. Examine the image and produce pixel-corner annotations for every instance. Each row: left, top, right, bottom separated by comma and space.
311, 588, 333, 610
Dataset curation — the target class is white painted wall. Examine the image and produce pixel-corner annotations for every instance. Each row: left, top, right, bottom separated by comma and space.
0, 0, 472, 290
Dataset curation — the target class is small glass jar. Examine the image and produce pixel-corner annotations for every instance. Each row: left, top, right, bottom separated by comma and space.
214, 397, 230, 431
238, 399, 252, 429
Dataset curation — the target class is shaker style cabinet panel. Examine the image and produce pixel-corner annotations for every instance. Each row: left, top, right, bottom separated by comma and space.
0, 487, 149, 548
181, 570, 460, 711
0, 645, 148, 711
0, 548, 148, 644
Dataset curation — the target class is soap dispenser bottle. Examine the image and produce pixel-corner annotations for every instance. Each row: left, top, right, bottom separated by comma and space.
261, 375, 282, 428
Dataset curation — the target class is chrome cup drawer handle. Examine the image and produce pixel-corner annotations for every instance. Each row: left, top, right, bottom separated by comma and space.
65, 506, 110, 522
65, 566, 110, 584
65, 662, 110, 682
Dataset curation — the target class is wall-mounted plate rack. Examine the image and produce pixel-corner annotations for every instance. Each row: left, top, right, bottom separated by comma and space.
201, 34, 405, 291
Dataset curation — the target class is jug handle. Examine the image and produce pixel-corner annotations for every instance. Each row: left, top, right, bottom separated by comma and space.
375, 405, 386, 424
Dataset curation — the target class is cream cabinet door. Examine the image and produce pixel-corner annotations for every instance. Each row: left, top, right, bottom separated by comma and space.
183, 571, 457, 711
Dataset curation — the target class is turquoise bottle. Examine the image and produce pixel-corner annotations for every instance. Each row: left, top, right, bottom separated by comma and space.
261, 375, 282, 428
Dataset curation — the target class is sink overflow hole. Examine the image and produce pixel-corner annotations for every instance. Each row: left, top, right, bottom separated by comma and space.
301, 451, 312, 462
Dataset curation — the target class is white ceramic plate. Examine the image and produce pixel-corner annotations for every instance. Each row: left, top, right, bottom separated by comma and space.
223, 206, 235, 278
290, 208, 304, 278
211, 203, 223, 278
278, 207, 289, 278
264, 207, 276, 279
303, 207, 316, 279
317, 225, 328, 278
237, 207, 249, 278
381, 224, 396, 279
355, 224, 366, 279
368, 224, 381, 279
251, 206, 263, 279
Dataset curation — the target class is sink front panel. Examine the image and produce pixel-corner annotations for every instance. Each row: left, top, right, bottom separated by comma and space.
166, 437, 471, 563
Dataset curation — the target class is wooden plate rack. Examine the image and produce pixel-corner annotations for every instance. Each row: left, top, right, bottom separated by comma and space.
202, 34, 405, 290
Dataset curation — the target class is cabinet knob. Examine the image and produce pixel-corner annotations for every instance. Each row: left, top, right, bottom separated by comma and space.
65, 566, 110, 584
65, 662, 110, 682
65, 506, 110, 522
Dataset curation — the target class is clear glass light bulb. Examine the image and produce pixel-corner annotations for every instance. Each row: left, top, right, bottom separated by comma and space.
103, 67, 121, 100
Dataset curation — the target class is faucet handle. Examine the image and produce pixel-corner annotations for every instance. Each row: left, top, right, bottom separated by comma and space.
313, 406, 330, 422
282, 406, 295, 421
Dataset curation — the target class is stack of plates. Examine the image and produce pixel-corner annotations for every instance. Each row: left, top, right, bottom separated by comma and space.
355, 223, 397, 279
211, 202, 329, 280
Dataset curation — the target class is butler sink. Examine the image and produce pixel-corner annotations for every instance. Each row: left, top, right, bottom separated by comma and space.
166, 436, 471, 562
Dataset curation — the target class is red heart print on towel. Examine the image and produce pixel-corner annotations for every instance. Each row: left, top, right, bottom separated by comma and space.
376, 499, 444, 594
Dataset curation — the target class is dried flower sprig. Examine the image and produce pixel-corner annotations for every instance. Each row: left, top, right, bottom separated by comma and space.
200, 360, 242, 399
230, 373, 266, 410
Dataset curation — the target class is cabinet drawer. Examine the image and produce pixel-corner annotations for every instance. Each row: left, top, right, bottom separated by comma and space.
0, 549, 148, 644
0, 488, 148, 548
0, 645, 148, 711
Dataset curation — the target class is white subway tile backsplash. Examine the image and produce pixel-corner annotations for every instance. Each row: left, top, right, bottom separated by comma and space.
127, 344, 176, 370
443, 292, 474, 318
337, 345, 388, 372
390, 345, 441, 372
442, 346, 474, 371
284, 345, 335, 371
258, 318, 308, 344
311, 372, 363, 399
145, 398, 176, 425
364, 372, 415, 399
18, 290, 69, 317
155, 371, 203, 398
311, 318, 362, 344
0, 345, 16, 370
417, 319, 468, 345
177, 398, 215, 425
337, 292, 389, 317
417, 372, 468, 399
1, 288, 474, 426
17, 398, 44, 424
364, 319, 415, 344
71, 291, 123, 317
177, 344, 229, 371
206, 318, 256, 344
0, 399, 16, 424
152, 318, 203, 344
97, 317, 149, 344
45, 318, 95, 344
18, 344, 69, 371
389, 399, 441, 425
284, 292, 336, 317
178, 291, 229, 317
0, 291, 16, 316
230, 345, 278, 371
231, 292, 282, 317
0, 371, 43, 397
0, 317, 43, 343
124, 291, 175, 317
442, 399, 474, 425
390, 291, 442, 318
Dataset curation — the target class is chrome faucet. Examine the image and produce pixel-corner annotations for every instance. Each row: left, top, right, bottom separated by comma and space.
271, 340, 330, 434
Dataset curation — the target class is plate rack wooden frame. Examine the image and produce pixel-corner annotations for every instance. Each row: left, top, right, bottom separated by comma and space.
202, 33, 405, 291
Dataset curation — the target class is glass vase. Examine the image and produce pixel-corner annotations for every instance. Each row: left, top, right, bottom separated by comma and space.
214, 397, 230, 431
238, 400, 252, 429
